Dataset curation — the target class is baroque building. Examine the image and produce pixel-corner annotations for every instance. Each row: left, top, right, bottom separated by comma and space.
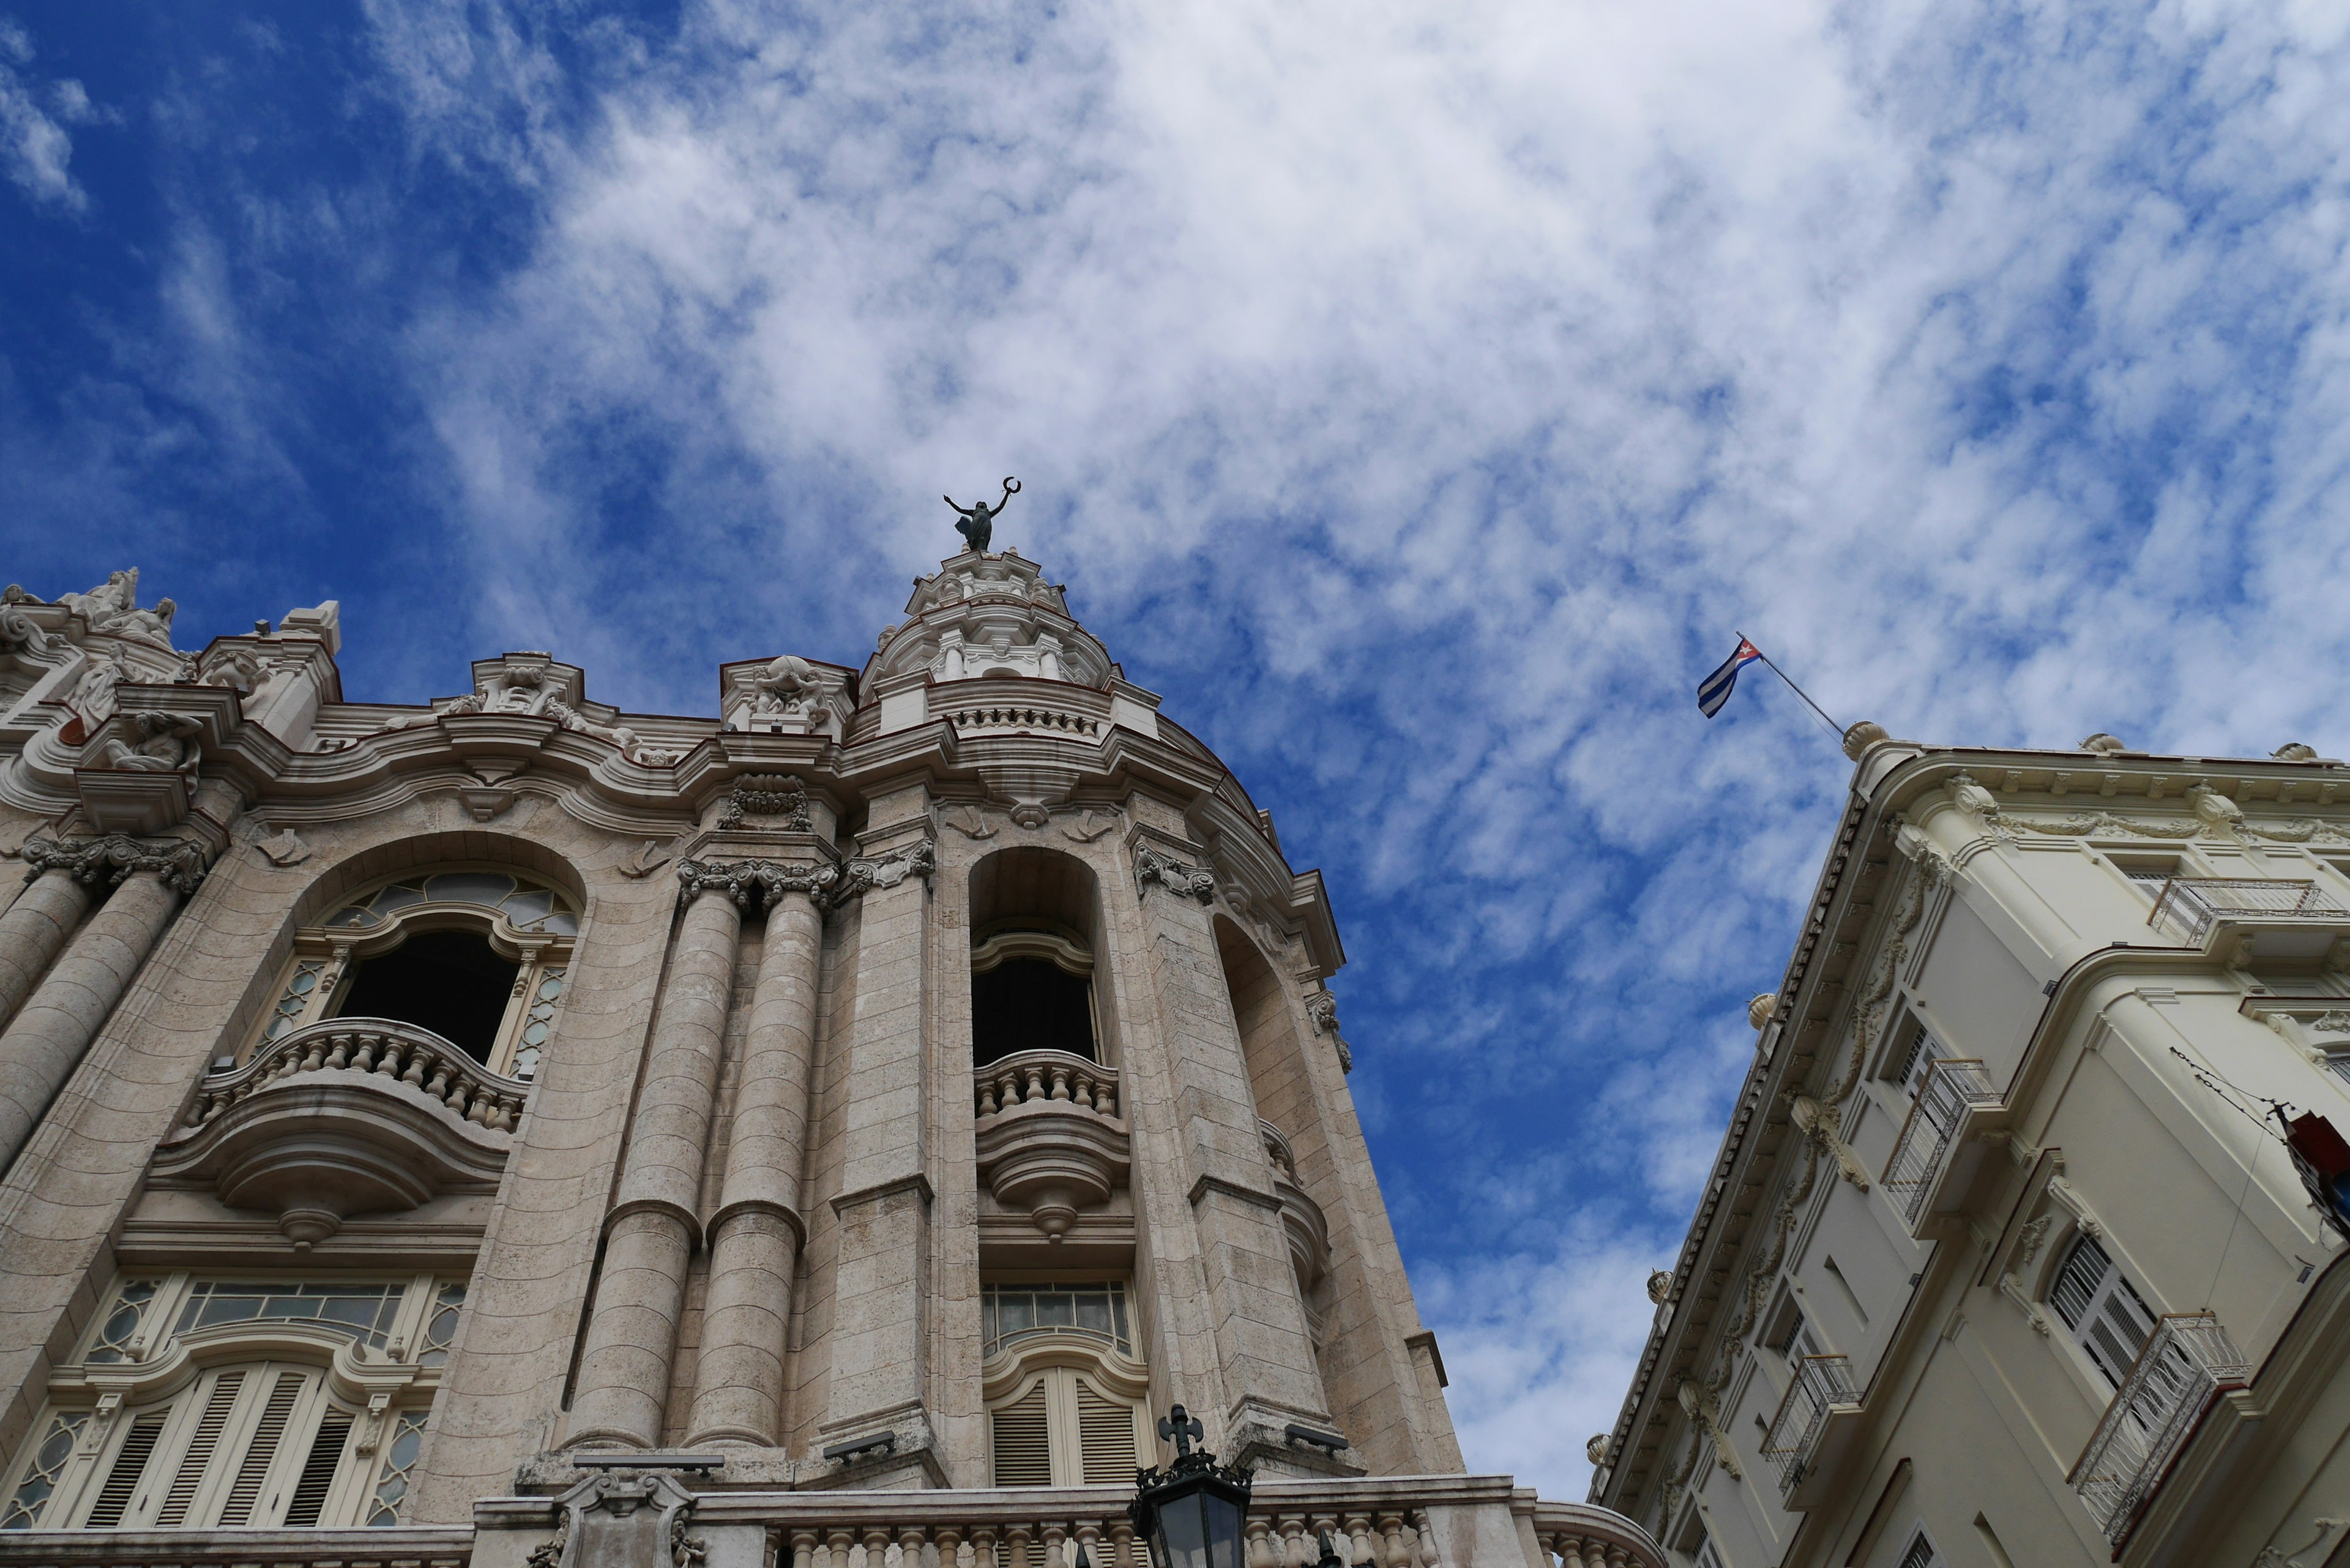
1592, 724, 2350, 1568
0, 553, 1658, 1568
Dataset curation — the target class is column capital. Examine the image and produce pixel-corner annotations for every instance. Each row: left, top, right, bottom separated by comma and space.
20, 832, 212, 895
827, 839, 935, 908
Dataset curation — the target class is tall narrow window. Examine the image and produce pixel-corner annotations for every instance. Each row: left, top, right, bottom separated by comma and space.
971, 928, 1097, 1067
2048, 1234, 2157, 1386
985, 1366, 1146, 1488
1894, 1023, 1939, 1096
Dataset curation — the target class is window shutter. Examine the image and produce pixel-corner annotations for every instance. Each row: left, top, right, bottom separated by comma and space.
2084, 1275, 2156, 1387
1895, 1531, 1939, 1568
84, 1414, 168, 1528
155, 1372, 245, 1526
991, 1384, 1051, 1488
282, 1414, 352, 1528
218, 1372, 306, 1525
1073, 1379, 1137, 1485
2048, 1236, 2109, 1330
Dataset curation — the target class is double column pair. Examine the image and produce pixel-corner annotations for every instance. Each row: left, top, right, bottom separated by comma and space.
0, 835, 209, 1177
569, 857, 825, 1450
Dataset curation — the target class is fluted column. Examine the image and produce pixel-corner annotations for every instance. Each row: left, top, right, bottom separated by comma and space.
568, 863, 751, 1449
0, 865, 187, 1175
0, 868, 96, 1031
686, 869, 826, 1445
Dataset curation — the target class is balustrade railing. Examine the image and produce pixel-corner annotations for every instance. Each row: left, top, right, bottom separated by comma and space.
1530, 1499, 1662, 1568
2148, 877, 2348, 943
946, 704, 1103, 739
2068, 1311, 2250, 1546
974, 1049, 1121, 1121
1761, 1354, 1859, 1496
181, 1018, 530, 1134
1881, 1059, 2002, 1223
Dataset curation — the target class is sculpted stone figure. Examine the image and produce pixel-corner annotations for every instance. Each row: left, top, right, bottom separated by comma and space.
944, 476, 1019, 553
745, 653, 822, 713
91, 711, 201, 774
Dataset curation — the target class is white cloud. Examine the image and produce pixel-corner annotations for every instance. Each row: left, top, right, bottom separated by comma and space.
0, 17, 95, 212
334, 0, 2350, 1498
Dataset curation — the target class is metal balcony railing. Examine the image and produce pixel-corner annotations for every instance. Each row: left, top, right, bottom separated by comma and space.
2147, 878, 2348, 944
1761, 1354, 1859, 1496
1881, 1059, 2002, 1224
2068, 1312, 2250, 1547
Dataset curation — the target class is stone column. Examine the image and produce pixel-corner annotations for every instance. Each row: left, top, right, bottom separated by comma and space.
567, 864, 751, 1450
0, 856, 192, 1175
816, 820, 939, 1463
1129, 840, 1338, 1449
0, 867, 97, 1031
685, 871, 826, 1446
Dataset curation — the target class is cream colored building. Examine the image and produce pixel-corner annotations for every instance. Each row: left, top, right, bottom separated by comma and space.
1590, 725, 2350, 1568
0, 553, 1657, 1568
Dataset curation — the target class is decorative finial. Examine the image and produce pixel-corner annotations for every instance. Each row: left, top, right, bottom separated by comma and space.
2080, 733, 2128, 754
1747, 993, 1777, 1031
945, 476, 1020, 554
1646, 1268, 1674, 1304
1157, 1404, 1204, 1458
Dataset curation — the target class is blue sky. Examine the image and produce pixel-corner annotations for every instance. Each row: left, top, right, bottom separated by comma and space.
7, 0, 2350, 1498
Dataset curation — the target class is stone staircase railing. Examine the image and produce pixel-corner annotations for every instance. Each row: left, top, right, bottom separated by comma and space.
179, 1017, 531, 1135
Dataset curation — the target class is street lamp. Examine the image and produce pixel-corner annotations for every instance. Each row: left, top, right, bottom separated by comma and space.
1128, 1406, 1255, 1568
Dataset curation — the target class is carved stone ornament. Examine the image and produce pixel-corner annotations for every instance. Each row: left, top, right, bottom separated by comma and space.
20, 832, 211, 894
1135, 845, 1215, 903
1747, 993, 1777, 1030
256, 828, 312, 867
1586, 1433, 1613, 1466
677, 859, 786, 909
1646, 1268, 1675, 1305
717, 775, 813, 832
1307, 992, 1340, 1034
620, 838, 677, 878
939, 804, 998, 840
531, 1467, 703, 1568
1948, 771, 2002, 829
830, 841, 936, 906
2080, 732, 2128, 754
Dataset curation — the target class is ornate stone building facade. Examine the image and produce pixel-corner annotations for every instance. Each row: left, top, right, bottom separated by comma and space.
1593, 725, 2350, 1568
0, 554, 1657, 1568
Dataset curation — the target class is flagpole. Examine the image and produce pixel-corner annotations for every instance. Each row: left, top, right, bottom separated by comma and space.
1739, 632, 1845, 740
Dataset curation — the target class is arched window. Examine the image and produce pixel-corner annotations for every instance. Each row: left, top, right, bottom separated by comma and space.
980, 1282, 1148, 1488
254, 869, 576, 1080
971, 927, 1097, 1067
2047, 1234, 2158, 1387
0, 1274, 463, 1531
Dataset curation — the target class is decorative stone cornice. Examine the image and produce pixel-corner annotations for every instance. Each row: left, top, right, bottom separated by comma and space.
1135, 845, 1214, 903
20, 832, 212, 894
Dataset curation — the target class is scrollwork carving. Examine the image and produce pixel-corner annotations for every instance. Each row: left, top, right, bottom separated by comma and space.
718, 775, 813, 832
1136, 845, 1215, 903
830, 841, 936, 905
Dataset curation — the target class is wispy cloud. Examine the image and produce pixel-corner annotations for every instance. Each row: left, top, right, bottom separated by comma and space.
0, 17, 97, 212
10, 0, 2350, 1500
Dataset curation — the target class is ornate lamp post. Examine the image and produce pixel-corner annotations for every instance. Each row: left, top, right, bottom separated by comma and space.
1128, 1407, 1255, 1568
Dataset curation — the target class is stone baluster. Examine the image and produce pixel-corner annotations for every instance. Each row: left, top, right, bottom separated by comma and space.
900, 1523, 930, 1568
0, 845, 201, 1174
567, 864, 747, 1448
0, 863, 98, 1031
969, 1525, 999, 1568
788, 1529, 820, 1568
688, 867, 826, 1445
1345, 1517, 1376, 1567
860, 1525, 892, 1568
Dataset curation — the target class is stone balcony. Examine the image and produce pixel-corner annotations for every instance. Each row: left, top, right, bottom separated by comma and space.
972, 1050, 1130, 1240
150, 1018, 523, 1247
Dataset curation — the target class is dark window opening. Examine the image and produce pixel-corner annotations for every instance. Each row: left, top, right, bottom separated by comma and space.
973, 958, 1095, 1067
336, 930, 517, 1063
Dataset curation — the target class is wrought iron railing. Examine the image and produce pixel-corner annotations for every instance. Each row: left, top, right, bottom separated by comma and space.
1761, 1354, 1859, 1495
2068, 1311, 2249, 1546
2147, 878, 2347, 943
1881, 1059, 2002, 1223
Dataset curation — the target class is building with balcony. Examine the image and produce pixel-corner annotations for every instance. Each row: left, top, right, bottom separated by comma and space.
1588, 726, 2350, 1568
0, 553, 1660, 1568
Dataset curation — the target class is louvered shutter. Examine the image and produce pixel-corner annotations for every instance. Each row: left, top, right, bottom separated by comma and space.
2048, 1236, 2109, 1329
2084, 1275, 2156, 1386
990, 1384, 1052, 1487
1895, 1532, 1938, 1568
84, 1414, 168, 1528
1073, 1378, 1138, 1485
154, 1372, 245, 1525
282, 1413, 352, 1527
217, 1372, 307, 1525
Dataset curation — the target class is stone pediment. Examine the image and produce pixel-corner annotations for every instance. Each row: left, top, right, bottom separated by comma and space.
155, 1018, 520, 1247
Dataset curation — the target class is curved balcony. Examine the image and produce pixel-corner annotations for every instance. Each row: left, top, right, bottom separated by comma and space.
1262, 1121, 1331, 1289
973, 1049, 1128, 1239
152, 1018, 523, 1247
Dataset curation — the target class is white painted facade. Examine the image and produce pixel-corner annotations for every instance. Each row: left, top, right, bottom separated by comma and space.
1592, 726, 2350, 1568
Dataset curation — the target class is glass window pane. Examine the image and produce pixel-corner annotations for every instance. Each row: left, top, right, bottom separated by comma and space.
425, 873, 517, 907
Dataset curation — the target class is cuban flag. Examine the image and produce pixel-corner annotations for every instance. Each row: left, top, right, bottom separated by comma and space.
1698, 638, 1763, 718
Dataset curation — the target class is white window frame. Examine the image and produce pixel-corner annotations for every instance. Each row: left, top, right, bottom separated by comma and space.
0, 1272, 464, 1532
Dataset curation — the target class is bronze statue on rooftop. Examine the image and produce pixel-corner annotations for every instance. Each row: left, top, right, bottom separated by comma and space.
946, 476, 1019, 553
